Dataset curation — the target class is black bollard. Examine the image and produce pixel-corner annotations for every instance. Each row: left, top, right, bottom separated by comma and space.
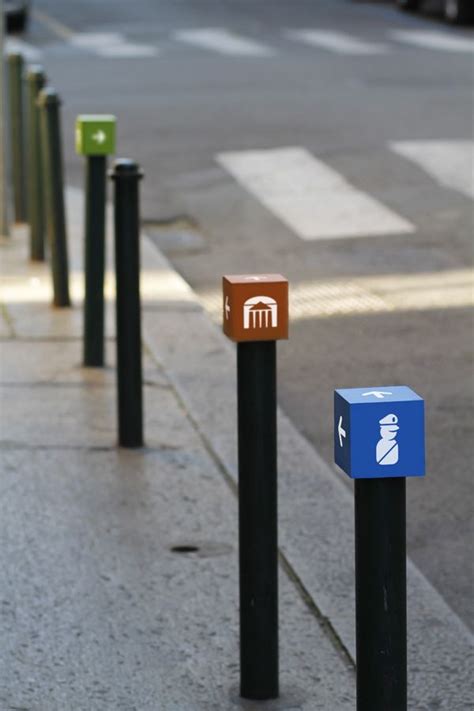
355, 478, 407, 711
38, 88, 70, 307
238, 340, 278, 699
76, 115, 116, 366
26, 66, 46, 261
8, 53, 27, 223
334, 386, 425, 711
110, 159, 143, 448
223, 274, 289, 700
83, 154, 107, 365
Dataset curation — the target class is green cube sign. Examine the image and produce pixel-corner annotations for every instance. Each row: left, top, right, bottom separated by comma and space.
75, 115, 116, 156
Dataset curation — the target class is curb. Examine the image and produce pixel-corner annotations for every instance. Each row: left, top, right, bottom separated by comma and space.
136, 219, 474, 710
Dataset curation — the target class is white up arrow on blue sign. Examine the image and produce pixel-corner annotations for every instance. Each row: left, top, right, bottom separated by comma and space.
334, 386, 425, 479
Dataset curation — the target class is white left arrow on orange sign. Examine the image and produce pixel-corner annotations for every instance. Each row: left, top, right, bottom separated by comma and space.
225, 296, 231, 319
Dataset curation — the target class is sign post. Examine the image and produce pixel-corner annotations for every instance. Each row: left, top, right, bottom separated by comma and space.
223, 273, 289, 701
334, 386, 425, 711
76, 115, 116, 366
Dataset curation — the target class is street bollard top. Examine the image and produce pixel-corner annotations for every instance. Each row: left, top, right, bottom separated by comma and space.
222, 274, 289, 342
334, 386, 425, 479
76, 114, 116, 156
37, 87, 61, 108
7, 52, 23, 64
109, 158, 144, 181
26, 65, 46, 82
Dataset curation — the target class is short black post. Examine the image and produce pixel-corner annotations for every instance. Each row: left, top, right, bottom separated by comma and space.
238, 340, 279, 700
355, 477, 407, 711
8, 52, 26, 223
38, 87, 70, 307
26, 65, 46, 261
110, 159, 143, 448
83, 154, 107, 365
76, 114, 116, 366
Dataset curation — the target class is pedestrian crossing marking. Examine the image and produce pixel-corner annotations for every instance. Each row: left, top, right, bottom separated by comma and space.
390, 141, 474, 200
98, 43, 158, 58
70, 32, 159, 58
286, 30, 388, 56
173, 28, 274, 57
216, 147, 415, 241
390, 30, 474, 53
4, 38, 42, 60
70, 33, 123, 48
10, 25, 474, 62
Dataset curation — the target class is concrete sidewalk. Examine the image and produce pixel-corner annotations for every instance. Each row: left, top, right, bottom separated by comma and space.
0, 189, 472, 710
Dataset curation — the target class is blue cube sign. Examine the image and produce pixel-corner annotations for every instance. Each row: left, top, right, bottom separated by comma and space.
334, 386, 425, 479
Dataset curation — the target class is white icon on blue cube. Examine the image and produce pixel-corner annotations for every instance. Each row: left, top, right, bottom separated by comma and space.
334, 386, 425, 479
377, 414, 399, 465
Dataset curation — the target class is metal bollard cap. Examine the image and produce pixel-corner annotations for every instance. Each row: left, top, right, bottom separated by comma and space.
109, 158, 144, 181
27, 65, 46, 82
7, 52, 23, 64
37, 87, 61, 108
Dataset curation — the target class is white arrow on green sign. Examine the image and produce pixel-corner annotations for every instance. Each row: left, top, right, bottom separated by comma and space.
75, 115, 116, 156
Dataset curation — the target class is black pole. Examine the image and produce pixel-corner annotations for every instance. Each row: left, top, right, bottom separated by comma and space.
26, 65, 46, 261
83, 155, 107, 366
237, 340, 279, 700
38, 87, 70, 307
8, 52, 26, 223
110, 159, 143, 448
355, 477, 407, 711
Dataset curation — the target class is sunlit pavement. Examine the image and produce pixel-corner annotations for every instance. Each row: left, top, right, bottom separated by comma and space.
5, 0, 474, 630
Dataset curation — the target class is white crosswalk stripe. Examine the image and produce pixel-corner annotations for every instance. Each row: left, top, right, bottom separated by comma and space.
390, 140, 474, 200
4, 37, 42, 60
70, 32, 159, 58
7, 26, 474, 62
391, 30, 474, 53
216, 147, 415, 241
286, 29, 388, 56
173, 28, 274, 57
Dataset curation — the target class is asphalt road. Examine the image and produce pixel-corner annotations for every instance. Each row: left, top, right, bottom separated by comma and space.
7, 0, 473, 628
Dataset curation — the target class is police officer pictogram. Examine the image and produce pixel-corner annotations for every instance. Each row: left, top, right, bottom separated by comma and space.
376, 413, 400, 465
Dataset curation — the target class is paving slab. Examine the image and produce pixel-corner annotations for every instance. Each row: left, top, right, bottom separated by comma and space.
0, 208, 355, 709
0, 339, 168, 389
0, 394, 355, 710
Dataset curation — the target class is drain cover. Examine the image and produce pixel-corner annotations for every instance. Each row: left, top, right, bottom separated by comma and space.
144, 218, 206, 255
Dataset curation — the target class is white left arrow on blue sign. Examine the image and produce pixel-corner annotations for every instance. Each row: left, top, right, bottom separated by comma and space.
338, 416, 346, 447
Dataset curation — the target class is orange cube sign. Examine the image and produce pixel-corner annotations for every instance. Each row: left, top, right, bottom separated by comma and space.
222, 274, 289, 342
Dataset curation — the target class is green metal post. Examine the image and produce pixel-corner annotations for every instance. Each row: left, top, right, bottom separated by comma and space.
26, 66, 46, 261
38, 88, 71, 307
7, 52, 26, 223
